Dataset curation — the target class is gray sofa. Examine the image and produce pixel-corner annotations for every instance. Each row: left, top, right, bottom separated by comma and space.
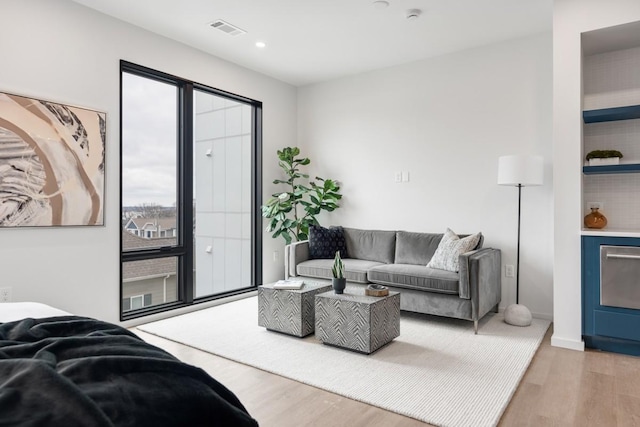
285, 227, 501, 333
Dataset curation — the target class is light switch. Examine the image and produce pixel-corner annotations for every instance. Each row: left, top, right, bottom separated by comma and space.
402, 171, 410, 182
394, 171, 402, 183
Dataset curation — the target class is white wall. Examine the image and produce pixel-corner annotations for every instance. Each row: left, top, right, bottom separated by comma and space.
0, 0, 296, 324
298, 33, 554, 318
553, 0, 640, 351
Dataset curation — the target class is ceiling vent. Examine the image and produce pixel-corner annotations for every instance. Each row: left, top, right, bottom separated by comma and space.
209, 20, 246, 36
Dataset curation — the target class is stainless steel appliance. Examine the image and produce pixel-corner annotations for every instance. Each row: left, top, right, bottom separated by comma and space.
600, 245, 640, 310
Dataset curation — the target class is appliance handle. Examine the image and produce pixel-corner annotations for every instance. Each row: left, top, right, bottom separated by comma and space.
606, 253, 640, 260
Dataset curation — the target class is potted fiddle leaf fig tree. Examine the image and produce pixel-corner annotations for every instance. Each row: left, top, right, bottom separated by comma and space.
262, 147, 342, 244
331, 250, 346, 294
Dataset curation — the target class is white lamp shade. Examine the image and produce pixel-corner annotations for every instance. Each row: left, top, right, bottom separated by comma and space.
497, 154, 544, 186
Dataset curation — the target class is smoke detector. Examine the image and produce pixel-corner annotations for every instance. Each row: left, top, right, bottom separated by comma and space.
406, 9, 422, 20
209, 19, 246, 36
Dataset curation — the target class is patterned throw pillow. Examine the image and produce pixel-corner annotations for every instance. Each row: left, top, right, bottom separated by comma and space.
426, 228, 481, 272
308, 225, 349, 259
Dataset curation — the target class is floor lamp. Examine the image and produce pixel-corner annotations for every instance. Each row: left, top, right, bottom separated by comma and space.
498, 154, 544, 327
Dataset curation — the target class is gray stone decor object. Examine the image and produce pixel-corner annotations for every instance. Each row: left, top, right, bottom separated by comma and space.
315, 290, 400, 354
258, 282, 332, 337
504, 303, 532, 327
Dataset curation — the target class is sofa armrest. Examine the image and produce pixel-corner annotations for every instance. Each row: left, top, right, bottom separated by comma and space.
459, 248, 502, 320
286, 240, 310, 278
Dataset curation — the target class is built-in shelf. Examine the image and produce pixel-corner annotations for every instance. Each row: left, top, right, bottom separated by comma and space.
583, 104, 640, 123
583, 163, 640, 174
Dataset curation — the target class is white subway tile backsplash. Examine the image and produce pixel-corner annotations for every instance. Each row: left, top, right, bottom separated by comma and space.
584, 174, 640, 229
584, 46, 640, 110
583, 45, 640, 231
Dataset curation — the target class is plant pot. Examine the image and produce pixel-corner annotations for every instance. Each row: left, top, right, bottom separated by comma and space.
588, 157, 620, 166
332, 278, 346, 294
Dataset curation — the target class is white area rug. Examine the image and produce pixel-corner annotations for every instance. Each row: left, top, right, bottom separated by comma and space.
138, 296, 550, 427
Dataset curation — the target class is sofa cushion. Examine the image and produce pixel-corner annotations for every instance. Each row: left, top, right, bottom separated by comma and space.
297, 259, 385, 284
427, 229, 482, 272
368, 264, 459, 295
308, 225, 348, 259
394, 231, 443, 265
343, 227, 396, 264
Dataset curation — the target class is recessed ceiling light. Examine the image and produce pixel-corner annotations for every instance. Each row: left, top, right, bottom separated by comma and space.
255, 41, 266, 48
372, 1, 389, 9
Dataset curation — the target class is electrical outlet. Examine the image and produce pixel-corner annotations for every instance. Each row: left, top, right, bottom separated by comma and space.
0, 287, 12, 303
505, 265, 515, 278
272, 251, 279, 262
394, 171, 402, 183
587, 201, 603, 210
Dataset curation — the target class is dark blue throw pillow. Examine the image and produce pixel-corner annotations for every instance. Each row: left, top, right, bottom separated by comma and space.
308, 225, 349, 259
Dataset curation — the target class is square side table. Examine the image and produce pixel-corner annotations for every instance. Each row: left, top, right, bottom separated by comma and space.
315, 290, 400, 354
258, 282, 332, 337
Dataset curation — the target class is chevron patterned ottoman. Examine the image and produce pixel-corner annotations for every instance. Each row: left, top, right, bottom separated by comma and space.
315, 290, 400, 354
258, 282, 332, 337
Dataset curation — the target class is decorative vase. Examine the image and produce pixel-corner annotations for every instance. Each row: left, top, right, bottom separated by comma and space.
584, 207, 607, 229
332, 278, 346, 294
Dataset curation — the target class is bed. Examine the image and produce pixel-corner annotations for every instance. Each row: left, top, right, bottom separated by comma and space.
0, 303, 259, 427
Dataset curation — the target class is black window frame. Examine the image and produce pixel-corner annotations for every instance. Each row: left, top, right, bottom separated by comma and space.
119, 61, 263, 321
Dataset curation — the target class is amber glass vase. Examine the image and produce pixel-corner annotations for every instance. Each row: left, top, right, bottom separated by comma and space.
584, 207, 608, 229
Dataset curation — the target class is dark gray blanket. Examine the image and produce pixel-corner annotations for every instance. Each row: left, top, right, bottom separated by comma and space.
0, 316, 259, 426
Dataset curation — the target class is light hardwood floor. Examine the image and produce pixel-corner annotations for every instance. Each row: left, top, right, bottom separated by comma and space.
133, 326, 640, 427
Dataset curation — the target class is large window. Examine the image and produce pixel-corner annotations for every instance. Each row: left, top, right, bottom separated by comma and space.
120, 61, 262, 320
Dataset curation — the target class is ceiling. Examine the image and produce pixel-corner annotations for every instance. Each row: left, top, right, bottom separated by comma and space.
71, 0, 552, 86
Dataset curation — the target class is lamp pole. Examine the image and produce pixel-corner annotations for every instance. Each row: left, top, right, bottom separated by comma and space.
516, 183, 522, 305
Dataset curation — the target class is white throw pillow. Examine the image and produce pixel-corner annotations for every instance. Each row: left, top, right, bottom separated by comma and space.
426, 228, 481, 272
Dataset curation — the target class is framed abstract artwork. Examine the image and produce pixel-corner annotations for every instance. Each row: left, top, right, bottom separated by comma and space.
0, 92, 105, 227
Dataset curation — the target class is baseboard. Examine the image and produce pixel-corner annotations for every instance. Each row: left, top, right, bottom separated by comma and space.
497, 306, 553, 321
551, 334, 585, 351
531, 311, 553, 321
125, 290, 258, 328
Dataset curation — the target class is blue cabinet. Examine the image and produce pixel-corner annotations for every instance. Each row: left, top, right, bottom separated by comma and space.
583, 235, 640, 355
